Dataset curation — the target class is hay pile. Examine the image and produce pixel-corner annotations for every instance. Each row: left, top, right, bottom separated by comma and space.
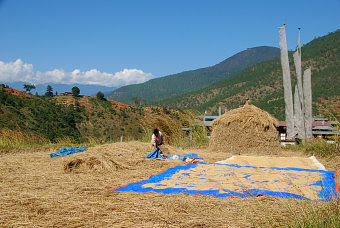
209, 102, 281, 154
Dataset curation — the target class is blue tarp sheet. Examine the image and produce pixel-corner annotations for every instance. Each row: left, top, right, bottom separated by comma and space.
142, 149, 167, 159
50, 146, 86, 157
113, 163, 339, 202
169, 153, 203, 161
143, 150, 202, 161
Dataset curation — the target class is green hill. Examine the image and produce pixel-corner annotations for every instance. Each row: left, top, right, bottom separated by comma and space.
107, 46, 280, 104
0, 89, 198, 145
157, 30, 340, 120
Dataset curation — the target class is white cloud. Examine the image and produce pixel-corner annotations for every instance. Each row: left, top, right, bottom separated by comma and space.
0, 59, 34, 83
0, 59, 153, 87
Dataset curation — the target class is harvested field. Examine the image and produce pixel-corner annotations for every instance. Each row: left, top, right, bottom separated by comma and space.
0, 141, 339, 227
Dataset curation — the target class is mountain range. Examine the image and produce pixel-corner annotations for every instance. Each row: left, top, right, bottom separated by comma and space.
2, 30, 338, 121
106, 46, 281, 104
156, 30, 340, 120
1, 29, 339, 145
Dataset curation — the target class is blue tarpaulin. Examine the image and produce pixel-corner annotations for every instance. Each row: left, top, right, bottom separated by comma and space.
143, 150, 203, 161
50, 146, 86, 157
113, 163, 339, 202
182, 153, 202, 161
143, 149, 167, 159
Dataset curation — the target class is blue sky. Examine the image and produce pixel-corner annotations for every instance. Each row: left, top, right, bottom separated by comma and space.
0, 0, 339, 87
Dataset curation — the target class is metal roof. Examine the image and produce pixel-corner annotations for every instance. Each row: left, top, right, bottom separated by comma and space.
278, 121, 332, 127
312, 126, 334, 130
313, 118, 328, 121
312, 131, 340, 135
313, 121, 332, 127
199, 116, 219, 119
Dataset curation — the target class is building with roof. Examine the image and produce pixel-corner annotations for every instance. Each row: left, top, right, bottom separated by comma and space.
277, 118, 339, 143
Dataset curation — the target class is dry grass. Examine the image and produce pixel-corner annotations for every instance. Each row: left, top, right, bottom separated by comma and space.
212, 101, 278, 129
140, 110, 209, 148
54, 136, 77, 145
142, 113, 184, 145
0, 128, 50, 148
209, 102, 281, 154
0, 141, 339, 227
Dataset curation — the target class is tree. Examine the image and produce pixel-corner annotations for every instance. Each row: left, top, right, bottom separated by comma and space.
72, 86, 80, 97
23, 84, 36, 93
45, 85, 53, 97
96, 91, 105, 100
131, 96, 141, 106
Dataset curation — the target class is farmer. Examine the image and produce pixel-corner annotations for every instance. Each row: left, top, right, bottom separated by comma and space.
151, 128, 168, 157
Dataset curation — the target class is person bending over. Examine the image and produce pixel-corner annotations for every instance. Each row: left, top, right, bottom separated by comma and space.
151, 128, 168, 157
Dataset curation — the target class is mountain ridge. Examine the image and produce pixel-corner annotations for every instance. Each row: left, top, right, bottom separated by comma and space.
157, 30, 340, 120
107, 46, 281, 104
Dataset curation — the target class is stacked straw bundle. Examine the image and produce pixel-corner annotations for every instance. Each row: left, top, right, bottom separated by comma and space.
209, 102, 280, 154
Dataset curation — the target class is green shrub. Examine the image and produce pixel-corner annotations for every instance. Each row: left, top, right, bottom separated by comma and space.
298, 139, 339, 158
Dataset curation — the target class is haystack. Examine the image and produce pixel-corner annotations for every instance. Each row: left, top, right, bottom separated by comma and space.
209, 102, 280, 154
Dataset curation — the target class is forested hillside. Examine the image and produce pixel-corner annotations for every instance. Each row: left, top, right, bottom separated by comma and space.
0, 89, 194, 144
157, 30, 340, 120
107, 46, 280, 104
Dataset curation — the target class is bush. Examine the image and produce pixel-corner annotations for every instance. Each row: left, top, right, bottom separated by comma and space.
300, 139, 339, 158
72, 86, 80, 97
96, 91, 105, 100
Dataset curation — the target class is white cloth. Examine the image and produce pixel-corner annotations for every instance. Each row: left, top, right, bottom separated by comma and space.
151, 131, 164, 147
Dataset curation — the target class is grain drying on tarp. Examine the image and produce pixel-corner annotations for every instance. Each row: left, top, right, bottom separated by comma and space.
209, 101, 281, 154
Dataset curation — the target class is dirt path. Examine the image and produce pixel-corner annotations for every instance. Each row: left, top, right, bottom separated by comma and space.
0, 142, 339, 227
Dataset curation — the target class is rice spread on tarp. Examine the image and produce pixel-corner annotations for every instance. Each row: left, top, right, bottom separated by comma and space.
217, 155, 326, 170
113, 162, 339, 202
209, 102, 281, 154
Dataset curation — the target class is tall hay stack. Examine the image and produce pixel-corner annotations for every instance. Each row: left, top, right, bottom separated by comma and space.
209, 102, 281, 154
